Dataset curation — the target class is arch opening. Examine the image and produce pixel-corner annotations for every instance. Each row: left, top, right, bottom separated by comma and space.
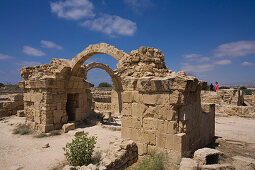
84, 62, 123, 116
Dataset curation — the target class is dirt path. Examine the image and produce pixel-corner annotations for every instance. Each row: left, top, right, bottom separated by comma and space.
215, 115, 255, 143
0, 116, 121, 170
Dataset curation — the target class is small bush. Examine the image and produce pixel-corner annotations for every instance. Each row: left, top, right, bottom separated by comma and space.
49, 130, 61, 136
98, 82, 112, 88
63, 132, 97, 166
35, 133, 47, 138
13, 124, 31, 135
135, 151, 166, 170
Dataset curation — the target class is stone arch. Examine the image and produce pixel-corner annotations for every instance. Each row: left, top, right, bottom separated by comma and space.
84, 62, 123, 115
71, 43, 128, 75
84, 62, 122, 91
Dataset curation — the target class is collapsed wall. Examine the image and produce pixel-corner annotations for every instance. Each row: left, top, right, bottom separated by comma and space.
19, 43, 215, 158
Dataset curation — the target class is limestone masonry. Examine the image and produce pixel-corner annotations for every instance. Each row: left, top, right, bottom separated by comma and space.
19, 43, 215, 157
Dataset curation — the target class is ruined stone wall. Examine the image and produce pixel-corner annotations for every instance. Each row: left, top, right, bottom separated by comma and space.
119, 47, 213, 157
0, 93, 23, 117
201, 89, 255, 116
201, 89, 244, 106
20, 43, 215, 157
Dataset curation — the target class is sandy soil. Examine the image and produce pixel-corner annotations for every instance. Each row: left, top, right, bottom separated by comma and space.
1, 115, 255, 170
215, 115, 255, 143
0, 116, 121, 170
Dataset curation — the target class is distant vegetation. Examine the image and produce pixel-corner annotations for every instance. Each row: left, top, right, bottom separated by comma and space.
219, 86, 230, 89
0, 83, 4, 87
240, 86, 252, 95
98, 82, 112, 88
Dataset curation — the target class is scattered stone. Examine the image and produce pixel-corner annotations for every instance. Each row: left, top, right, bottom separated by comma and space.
232, 156, 255, 170
194, 148, 221, 165
62, 123, 75, 133
42, 143, 50, 148
9, 165, 23, 170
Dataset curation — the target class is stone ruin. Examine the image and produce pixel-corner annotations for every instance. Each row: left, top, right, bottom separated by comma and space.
19, 43, 215, 157
201, 89, 255, 117
0, 85, 23, 117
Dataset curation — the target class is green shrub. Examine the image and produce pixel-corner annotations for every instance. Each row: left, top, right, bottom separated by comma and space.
135, 151, 166, 170
49, 130, 61, 136
63, 133, 97, 166
35, 133, 47, 138
98, 82, 112, 88
219, 86, 230, 89
13, 124, 31, 135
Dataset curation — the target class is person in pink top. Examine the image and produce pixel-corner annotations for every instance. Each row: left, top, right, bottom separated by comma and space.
215, 82, 219, 91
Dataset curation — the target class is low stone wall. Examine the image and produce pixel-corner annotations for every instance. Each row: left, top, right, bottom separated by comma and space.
216, 104, 255, 117
0, 93, 24, 117
201, 89, 244, 106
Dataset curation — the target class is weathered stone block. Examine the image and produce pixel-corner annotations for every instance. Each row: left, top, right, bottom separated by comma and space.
142, 94, 159, 105
132, 103, 147, 117
194, 148, 221, 166
143, 118, 157, 130
122, 103, 132, 116
62, 123, 75, 133
122, 91, 133, 103
156, 133, 166, 148
122, 116, 133, 128
121, 127, 132, 139
166, 121, 178, 134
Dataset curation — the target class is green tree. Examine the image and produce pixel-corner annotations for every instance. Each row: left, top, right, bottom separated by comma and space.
98, 82, 112, 88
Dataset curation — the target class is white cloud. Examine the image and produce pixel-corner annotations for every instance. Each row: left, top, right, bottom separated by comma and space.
15, 61, 42, 67
81, 14, 137, 36
124, 0, 153, 8
50, 0, 95, 20
0, 54, 13, 60
181, 63, 214, 73
241, 61, 255, 66
183, 54, 201, 59
214, 41, 255, 57
41, 40, 63, 50
214, 59, 232, 65
198, 57, 210, 62
23, 46, 45, 56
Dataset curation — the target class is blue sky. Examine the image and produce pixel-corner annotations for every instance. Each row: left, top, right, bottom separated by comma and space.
0, 0, 255, 86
